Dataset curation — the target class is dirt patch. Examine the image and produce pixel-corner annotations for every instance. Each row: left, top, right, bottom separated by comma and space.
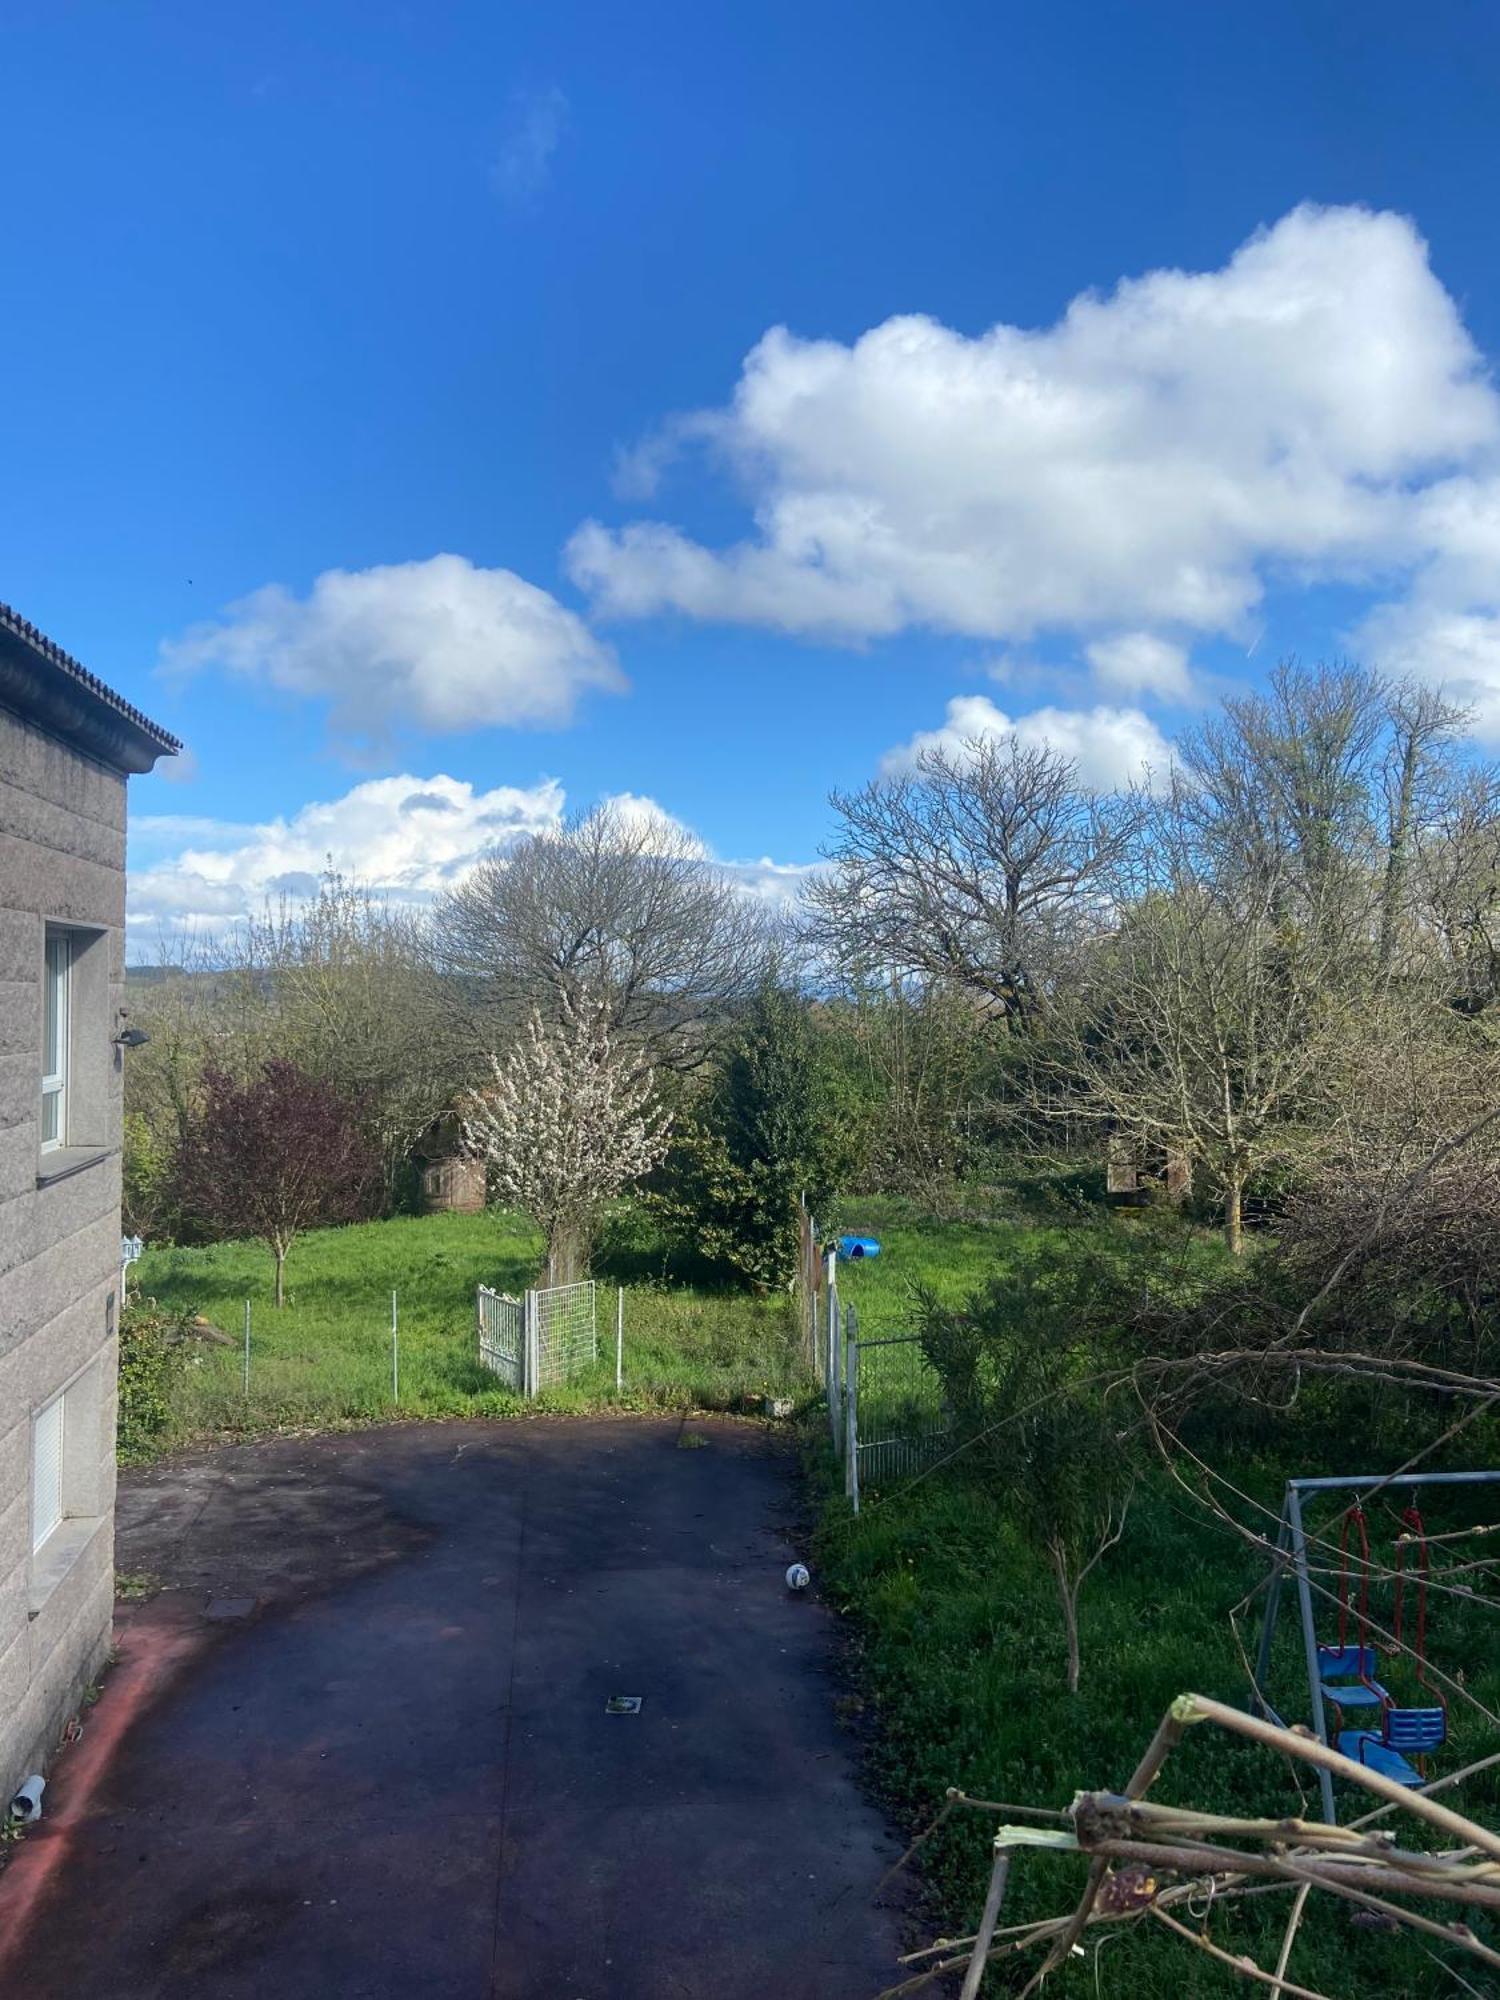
162, 1884, 307, 1980
116, 1433, 434, 1611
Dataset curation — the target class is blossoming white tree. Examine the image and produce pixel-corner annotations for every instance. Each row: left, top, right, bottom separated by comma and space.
464, 996, 671, 1284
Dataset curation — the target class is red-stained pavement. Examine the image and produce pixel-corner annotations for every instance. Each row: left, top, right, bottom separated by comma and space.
0, 1419, 906, 1999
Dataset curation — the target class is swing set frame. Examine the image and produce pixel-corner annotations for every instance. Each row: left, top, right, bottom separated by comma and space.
1251, 1469, 1500, 1823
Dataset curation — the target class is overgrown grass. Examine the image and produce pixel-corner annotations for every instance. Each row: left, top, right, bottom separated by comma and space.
811, 1200, 1500, 1994
133, 1206, 805, 1448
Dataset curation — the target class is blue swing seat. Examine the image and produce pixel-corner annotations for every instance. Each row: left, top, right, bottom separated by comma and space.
1337, 1733, 1423, 1786
1316, 1644, 1389, 1708
1338, 1706, 1446, 1789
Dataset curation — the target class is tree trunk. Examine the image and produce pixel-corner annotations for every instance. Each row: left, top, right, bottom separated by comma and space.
547, 1218, 590, 1287
1380, 735, 1420, 973
274, 1242, 287, 1309
1224, 1173, 1244, 1257
1048, 1540, 1082, 1695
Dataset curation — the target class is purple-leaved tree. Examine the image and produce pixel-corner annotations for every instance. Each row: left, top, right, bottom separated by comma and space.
173, 1060, 375, 1306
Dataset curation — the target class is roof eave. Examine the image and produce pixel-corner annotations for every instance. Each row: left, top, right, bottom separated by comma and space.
0, 606, 181, 775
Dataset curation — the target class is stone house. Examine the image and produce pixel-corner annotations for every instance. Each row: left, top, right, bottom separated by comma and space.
0, 604, 178, 1808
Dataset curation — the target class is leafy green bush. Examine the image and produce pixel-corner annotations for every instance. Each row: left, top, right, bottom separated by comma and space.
652, 987, 863, 1287
117, 1295, 195, 1462
122, 1109, 177, 1240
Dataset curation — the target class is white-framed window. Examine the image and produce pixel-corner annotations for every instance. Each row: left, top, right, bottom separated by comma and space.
32, 1394, 65, 1552
41, 927, 71, 1151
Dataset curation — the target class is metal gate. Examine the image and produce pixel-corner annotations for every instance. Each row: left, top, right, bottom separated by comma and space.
829, 1306, 951, 1513
477, 1286, 525, 1391
477, 1280, 598, 1396
530, 1279, 597, 1391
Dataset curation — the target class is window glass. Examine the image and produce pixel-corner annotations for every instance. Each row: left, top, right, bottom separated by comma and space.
41, 930, 69, 1149
32, 1395, 64, 1551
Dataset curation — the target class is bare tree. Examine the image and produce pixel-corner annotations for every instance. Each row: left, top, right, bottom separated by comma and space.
1378, 679, 1469, 971
1413, 765, 1500, 1015
919, 1278, 1134, 1693
464, 994, 671, 1284
433, 802, 769, 1065
1054, 784, 1353, 1252
227, 872, 459, 1203
1175, 660, 1387, 948
808, 736, 1144, 1028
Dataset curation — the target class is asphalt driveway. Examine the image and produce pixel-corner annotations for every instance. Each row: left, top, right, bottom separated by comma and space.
0, 1418, 905, 1999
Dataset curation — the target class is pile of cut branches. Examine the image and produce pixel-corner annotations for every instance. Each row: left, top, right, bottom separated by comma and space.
885, 1694, 1500, 1999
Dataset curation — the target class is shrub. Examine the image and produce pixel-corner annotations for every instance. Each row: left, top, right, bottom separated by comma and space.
122, 1109, 177, 1240
652, 987, 862, 1287
117, 1296, 195, 1462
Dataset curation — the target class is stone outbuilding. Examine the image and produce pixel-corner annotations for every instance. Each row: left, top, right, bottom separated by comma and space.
0, 604, 178, 1809
413, 1105, 486, 1214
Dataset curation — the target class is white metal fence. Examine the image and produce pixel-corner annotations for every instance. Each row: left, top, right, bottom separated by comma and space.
477, 1279, 598, 1397
477, 1287, 526, 1392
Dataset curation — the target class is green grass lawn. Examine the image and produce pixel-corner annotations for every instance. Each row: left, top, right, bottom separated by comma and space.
132, 1206, 806, 1447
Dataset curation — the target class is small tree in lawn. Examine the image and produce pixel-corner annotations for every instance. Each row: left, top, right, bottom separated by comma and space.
464, 996, 670, 1284
173, 1060, 375, 1306
919, 1260, 1136, 1694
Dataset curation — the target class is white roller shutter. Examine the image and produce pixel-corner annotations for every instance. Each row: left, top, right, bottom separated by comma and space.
32, 1397, 64, 1550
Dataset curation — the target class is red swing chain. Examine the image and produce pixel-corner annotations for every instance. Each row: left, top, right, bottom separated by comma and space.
1394, 1505, 1446, 1716
1336, 1504, 1376, 1664
1336, 1504, 1376, 1692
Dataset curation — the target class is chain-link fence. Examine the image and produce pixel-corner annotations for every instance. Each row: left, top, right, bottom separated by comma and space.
530, 1279, 598, 1391
828, 1299, 951, 1513
476, 1279, 598, 1396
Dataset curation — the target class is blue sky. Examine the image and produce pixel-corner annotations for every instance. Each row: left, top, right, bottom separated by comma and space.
6, 2, 1500, 949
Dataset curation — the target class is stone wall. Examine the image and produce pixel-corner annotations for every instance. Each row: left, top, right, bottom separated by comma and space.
0, 702, 126, 1807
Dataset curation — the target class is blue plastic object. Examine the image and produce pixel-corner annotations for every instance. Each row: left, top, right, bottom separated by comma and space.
838, 1236, 881, 1260
1382, 1706, 1447, 1753
1337, 1732, 1426, 1787
1317, 1644, 1381, 1680
1337, 1706, 1445, 1788
1316, 1645, 1389, 1709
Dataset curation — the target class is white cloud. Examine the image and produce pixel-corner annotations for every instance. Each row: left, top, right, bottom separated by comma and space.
1085, 632, 1193, 702
491, 85, 569, 209
127, 773, 565, 941
1350, 473, 1500, 736
153, 744, 201, 785
882, 696, 1173, 792
569, 205, 1500, 680
598, 790, 710, 857
1357, 601, 1500, 736
127, 777, 813, 951
162, 554, 622, 745
721, 855, 823, 906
